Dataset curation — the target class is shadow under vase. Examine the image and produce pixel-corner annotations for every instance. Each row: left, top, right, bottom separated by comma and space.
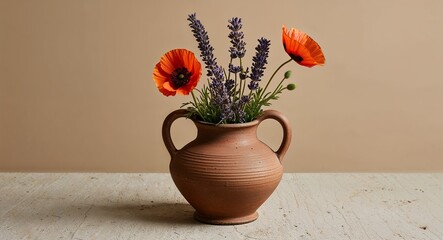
95, 202, 197, 225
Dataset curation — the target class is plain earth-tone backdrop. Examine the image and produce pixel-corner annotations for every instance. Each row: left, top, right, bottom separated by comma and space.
1, 0, 443, 172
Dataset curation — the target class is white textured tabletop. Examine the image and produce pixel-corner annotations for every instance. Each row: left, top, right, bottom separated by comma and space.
0, 173, 442, 240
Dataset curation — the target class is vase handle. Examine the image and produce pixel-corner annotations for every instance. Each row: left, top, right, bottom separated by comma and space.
162, 109, 189, 157
257, 110, 292, 164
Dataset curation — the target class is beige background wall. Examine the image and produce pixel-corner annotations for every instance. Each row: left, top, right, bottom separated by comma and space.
1, 0, 442, 172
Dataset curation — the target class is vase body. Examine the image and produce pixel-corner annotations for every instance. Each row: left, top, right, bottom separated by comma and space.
162, 109, 292, 225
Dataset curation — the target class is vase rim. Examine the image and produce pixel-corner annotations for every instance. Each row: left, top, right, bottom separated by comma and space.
193, 119, 259, 128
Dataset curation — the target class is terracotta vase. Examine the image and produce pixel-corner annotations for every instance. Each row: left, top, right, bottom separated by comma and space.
162, 109, 292, 225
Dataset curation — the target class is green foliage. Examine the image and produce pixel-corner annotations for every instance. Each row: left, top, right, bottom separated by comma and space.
185, 59, 296, 124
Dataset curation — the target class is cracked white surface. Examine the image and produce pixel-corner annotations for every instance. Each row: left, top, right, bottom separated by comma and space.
0, 173, 442, 239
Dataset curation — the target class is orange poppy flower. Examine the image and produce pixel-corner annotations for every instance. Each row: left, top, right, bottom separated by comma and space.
282, 26, 325, 68
153, 49, 202, 96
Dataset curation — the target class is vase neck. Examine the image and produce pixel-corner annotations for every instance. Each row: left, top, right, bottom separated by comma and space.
194, 121, 259, 141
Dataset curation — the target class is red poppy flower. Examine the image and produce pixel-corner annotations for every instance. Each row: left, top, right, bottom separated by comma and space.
153, 49, 202, 96
282, 26, 325, 68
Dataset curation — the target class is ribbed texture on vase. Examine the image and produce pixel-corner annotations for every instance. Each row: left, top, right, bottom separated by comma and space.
172, 148, 283, 188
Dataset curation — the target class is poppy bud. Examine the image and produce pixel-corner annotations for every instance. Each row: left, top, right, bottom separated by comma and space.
287, 83, 296, 91
284, 70, 292, 79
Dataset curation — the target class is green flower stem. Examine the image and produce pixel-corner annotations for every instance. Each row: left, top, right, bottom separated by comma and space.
234, 75, 238, 100
272, 76, 288, 96
235, 58, 241, 101
227, 58, 233, 81
241, 78, 246, 97
191, 90, 200, 116
223, 68, 228, 82
239, 58, 245, 98
261, 76, 287, 105
259, 58, 292, 99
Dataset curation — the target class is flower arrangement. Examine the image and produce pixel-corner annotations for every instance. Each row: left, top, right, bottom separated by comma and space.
153, 13, 325, 124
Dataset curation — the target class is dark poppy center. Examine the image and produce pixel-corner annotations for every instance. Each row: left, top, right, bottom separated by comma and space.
289, 54, 304, 63
170, 67, 192, 89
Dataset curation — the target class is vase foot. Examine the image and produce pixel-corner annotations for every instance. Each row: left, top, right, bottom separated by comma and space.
193, 211, 258, 225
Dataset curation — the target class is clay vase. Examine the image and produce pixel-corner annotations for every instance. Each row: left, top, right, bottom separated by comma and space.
162, 109, 292, 225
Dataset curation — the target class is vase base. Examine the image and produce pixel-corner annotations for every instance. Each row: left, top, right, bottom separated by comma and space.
193, 211, 258, 225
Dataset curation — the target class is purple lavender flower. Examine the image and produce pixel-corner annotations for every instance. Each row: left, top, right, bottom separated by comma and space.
188, 13, 240, 123
188, 13, 218, 77
240, 67, 249, 80
250, 38, 270, 82
240, 95, 250, 104
248, 38, 270, 90
248, 81, 259, 90
228, 64, 241, 74
233, 95, 250, 122
209, 66, 234, 122
228, 17, 246, 59
225, 79, 235, 93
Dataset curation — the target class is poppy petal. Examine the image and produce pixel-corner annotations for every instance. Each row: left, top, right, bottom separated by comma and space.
282, 26, 325, 68
152, 49, 202, 96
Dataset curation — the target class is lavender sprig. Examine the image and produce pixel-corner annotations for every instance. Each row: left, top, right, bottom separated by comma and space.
232, 95, 250, 123
228, 17, 246, 59
248, 38, 271, 90
188, 13, 218, 77
209, 66, 234, 123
